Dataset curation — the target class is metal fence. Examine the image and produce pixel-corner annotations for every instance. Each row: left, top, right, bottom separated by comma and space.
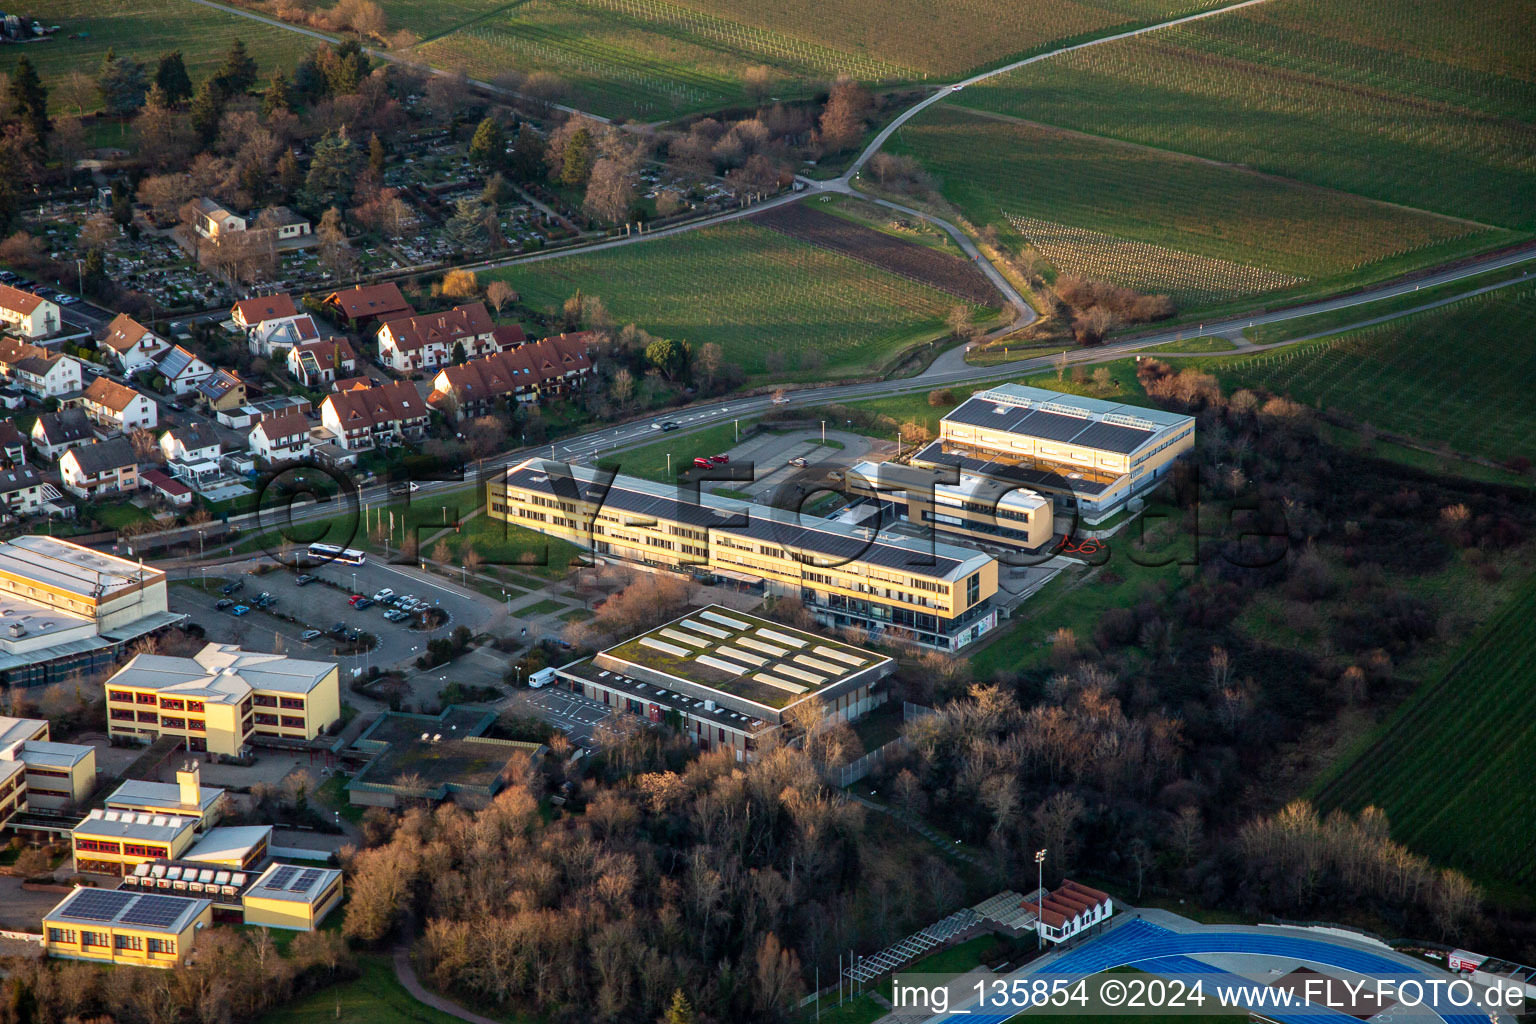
827, 704, 935, 787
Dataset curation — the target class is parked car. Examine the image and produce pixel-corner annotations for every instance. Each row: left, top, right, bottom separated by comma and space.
295, 574, 317, 586
56, 294, 79, 305
383, 608, 411, 622
352, 597, 373, 610
692, 457, 713, 469
348, 594, 366, 606
372, 588, 395, 603
220, 580, 244, 595
229, 605, 250, 616
711, 454, 729, 464
214, 599, 234, 611
300, 629, 323, 642
326, 622, 348, 638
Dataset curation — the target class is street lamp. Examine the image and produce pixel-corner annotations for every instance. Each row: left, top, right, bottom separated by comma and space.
1035, 848, 1048, 950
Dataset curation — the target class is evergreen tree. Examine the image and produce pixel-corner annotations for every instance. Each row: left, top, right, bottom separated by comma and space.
468, 116, 504, 171
320, 40, 370, 96
97, 55, 148, 115
560, 126, 593, 187
214, 39, 258, 97
81, 248, 106, 296
8, 57, 50, 148
301, 128, 361, 212
663, 989, 696, 1024
153, 50, 193, 105
509, 127, 546, 182
367, 131, 386, 177
260, 70, 292, 118
188, 78, 225, 146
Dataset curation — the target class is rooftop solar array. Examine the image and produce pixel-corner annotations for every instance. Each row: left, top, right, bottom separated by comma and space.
942, 384, 1191, 457
912, 443, 1112, 496
261, 865, 299, 891
46, 887, 207, 932
119, 894, 192, 928
503, 463, 981, 579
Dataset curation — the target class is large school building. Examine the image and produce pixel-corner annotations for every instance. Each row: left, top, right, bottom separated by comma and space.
912, 384, 1195, 524
490, 459, 1000, 651
0, 715, 96, 811
104, 644, 341, 755
43, 887, 211, 968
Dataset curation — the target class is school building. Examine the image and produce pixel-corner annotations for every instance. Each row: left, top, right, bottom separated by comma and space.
103, 764, 225, 830
104, 644, 341, 755
553, 605, 894, 758
71, 808, 199, 875
912, 384, 1195, 524
43, 887, 211, 968
490, 460, 1000, 651
0, 715, 96, 811
842, 460, 1055, 553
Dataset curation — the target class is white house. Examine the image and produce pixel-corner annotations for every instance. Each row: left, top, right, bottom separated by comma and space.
159, 423, 221, 466
1028, 880, 1114, 945
248, 411, 313, 464
157, 346, 214, 396
0, 338, 82, 398
319, 382, 429, 451
98, 314, 171, 375
29, 409, 94, 462
286, 338, 357, 388
376, 303, 496, 373
231, 294, 298, 332
248, 314, 322, 358
0, 465, 47, 518
193, 198, 246, 239
79, 377, 158, 435
0, 283, 60, 338
261, 206, 311, 239
59, 438, 140, 499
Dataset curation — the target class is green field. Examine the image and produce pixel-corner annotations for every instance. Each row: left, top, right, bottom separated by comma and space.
596, 419, 747, 482
0, 0, 319, 108
1208, 286, 1536, 463
490, 221, 983, 382
955, 0, 1536, 229
257, 955, 466, 1024
1312, 578, 1536, 893
885, 107, 1508, 309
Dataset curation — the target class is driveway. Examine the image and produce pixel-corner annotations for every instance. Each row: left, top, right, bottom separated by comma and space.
507, 688, 626, 748
705, 428, 893, 506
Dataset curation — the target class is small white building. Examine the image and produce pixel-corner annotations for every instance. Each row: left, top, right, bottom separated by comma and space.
160, 423, 222, 466
248, 411, 313, 464
98, 314, 171, 375
157, 346, 214, 396
0, 282, 60, 338
1028, 880, 1114, 944
193, 198, 245, 239
79, 376, 158, 435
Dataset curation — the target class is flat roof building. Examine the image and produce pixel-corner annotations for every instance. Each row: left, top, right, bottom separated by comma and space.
491, 459, 1000, 651
105, 643, 341, 755
104, 764, 224, 829
343, 706, 543, 809
554, 605, 894, 758
185, 824, 272, 871
0, 537, 179, 689
0, 716, 95, 810
242, 862, 344, 932
844, 460, 1055, 553
71, 808, 199, 875
916, 384, 1195, 524
43, 887, 211, 968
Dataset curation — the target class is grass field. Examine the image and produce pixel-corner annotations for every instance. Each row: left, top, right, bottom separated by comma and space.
1312, 577, 1536, 895
886, 107, 1509, 308
955, 0, 1536, 229
596, 420, 747, 482
257, 954, 467, 1024
1208, 286, 1536, 463
0, 0, 319, 108
489, 221, 978, 382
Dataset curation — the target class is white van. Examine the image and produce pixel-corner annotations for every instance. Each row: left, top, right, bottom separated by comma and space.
528, 667, 558, 689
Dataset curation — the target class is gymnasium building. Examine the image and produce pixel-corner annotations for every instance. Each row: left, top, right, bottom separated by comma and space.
43, 887, 211, 968
552, 605, 894, 759
490, 460, 1000, 651
913, 384, 1195, 524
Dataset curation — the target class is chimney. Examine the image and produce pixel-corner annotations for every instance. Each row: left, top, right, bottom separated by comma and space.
177, 761, 201, 808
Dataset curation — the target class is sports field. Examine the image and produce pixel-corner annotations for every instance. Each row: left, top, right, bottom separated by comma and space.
1312, 577, 1536, 893
886, 106, 1508, 304
1209, 286, 1536, 463
953, 0, 1536, 229
0, 0, 318, 106
487, 220, 987, 382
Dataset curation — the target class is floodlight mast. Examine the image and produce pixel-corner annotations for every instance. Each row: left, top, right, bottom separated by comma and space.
1035, 848, 1047, 949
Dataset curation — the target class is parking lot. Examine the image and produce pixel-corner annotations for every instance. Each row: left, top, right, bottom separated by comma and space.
508, 687, 630, 747
171, 557, 495, 674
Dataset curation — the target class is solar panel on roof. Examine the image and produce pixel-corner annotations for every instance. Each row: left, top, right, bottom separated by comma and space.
263, 865, 299, 891
120, 894, 192, 928
290, 868, 324, 893
63, 889, 134, 922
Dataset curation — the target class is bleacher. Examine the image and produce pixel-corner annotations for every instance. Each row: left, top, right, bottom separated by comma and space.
972, 889, 1044, 932
843, 907, 982, 984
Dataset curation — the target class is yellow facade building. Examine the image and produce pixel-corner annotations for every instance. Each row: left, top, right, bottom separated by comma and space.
844, 460, 1055, 553
242, 862, 344, 931
104, 764, 225, 829
490, 460, 1000, 651
71, 809, 199, 875
43, 887, 211, 968
0, 715, 95, 812
105, 643, 342, 755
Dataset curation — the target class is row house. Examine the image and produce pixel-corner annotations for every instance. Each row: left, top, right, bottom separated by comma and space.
323, 283, 412, 329
157, 346, 214, 396
59, 438, 140, 499
0, 337, 82, 398
0, 282, 59, 338
99, 314, 171, 375
287, 338, 357, 388
80, 377, 158, 435
319, 381, 429, 451
376, 303, 497, 373
247, 411, 313, 464
427, 331, 594, 417
30, 409, 94, 461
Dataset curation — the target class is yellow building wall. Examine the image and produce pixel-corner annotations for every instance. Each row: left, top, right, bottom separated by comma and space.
105, 687, 248, 756
72, 826, 196, 874
22, 749, 96, 810
44, 906, 210, 968
242, 878, 342, 932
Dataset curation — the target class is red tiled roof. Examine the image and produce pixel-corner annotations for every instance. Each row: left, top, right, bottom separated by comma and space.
492, 324, 526, 349
0, 282, 48, 315
1027, 879, 1111, 929
100, 313, 157, 353
428, 332, 593, 408
142, 468, 191, 496
380, 303, 493, 353
231, 293, 297, 325
83, 375, 145, 413
253, 410, 309, 441
292, 338, 357, 372
325, 283, 412, 320
324, 380, 427, 430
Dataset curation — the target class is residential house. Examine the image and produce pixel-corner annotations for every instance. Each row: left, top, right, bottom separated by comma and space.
332, 376, 373, 393
247, 314, 321, 358
323, 283, 412, 329
0, 420, 24, 465
79, 377, 158, 435
0, 282, 59, 338
492, 323, 527, 350
0, 337, 82, 398
248, 411, 313, 464
230, 294, 298, 331
376, 303, 496, 373
160, 423, 223, 488
261, 207, 310, 239
30, 409, 94, 461
287, 338, 357, 388
157, 346, 214, 396
0, 465, 47, 517
194, 369, 246, 413
59, 438, 140, 499
427, 331, 594, 417
141, 469, 193, 508
319, 381, 429, 451
98, 314, 171, 375
193, 198, 245, 239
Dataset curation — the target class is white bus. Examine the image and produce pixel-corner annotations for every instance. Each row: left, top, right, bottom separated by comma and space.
306, 542, 366, 566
